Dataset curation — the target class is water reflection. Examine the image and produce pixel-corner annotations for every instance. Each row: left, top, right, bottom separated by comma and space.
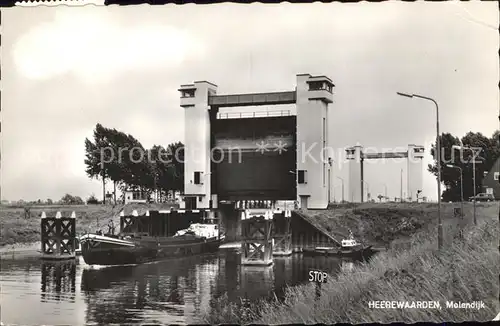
81, 254, 222, 324
240, 265, 275, 303
40, 260, 77, 303
1, 249, 359, 325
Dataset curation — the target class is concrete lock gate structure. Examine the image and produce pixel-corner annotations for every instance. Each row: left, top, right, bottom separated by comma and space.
178, 74, 336, 265
346, 144, 425, 203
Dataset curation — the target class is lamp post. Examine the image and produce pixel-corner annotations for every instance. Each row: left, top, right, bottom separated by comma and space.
383, 183, 388, 201
337, 176, 345, 203
397, 92, 442, 249
446, 164, 464, 219
452, 145, 482, 225
328, 157, 333, 204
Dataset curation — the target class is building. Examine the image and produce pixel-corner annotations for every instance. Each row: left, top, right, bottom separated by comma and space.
179, 73, 334, 210
482, 157, 500, 199
123, 189, 148, 204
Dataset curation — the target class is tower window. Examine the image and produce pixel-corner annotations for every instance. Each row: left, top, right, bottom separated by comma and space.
194, 171, 201, 184
181, 89, 195, 98
309, 82, 323, 91
298, 170, 307, 184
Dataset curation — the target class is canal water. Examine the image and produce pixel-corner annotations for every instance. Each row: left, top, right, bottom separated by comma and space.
1, 248, 354, 325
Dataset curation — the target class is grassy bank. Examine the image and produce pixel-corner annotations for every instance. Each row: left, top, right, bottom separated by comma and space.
0, 203, 178, 247
303, 202, 495, 248
203, 210, 499, 324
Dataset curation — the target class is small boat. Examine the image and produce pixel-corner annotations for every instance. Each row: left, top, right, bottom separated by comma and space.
80, 220, 224, 266
303, 231, 375, 259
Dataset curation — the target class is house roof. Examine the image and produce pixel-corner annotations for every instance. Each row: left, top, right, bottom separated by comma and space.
481, 156, 500, 190
485, 156, 500, 176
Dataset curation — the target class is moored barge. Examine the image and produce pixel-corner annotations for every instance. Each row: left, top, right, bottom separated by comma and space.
80, 210, 224, 266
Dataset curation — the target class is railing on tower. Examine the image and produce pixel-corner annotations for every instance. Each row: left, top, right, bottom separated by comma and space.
217, 110, 293, 119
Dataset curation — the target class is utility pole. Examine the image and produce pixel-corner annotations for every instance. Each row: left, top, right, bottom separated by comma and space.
446, 164, 464, 220
473, 156, 477, 225
400, 168, 403, 203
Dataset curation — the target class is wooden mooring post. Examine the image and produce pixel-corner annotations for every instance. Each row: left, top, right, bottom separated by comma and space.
241, 209, 274, 266
40, 211, 76, 260
272, 210, 292, 256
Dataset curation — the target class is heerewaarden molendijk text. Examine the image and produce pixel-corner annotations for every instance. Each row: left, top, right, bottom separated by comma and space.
368, 301, 486, 310
368, 301, 441, 309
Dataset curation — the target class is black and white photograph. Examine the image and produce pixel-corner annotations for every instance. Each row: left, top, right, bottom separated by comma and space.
0, 1, 499, 325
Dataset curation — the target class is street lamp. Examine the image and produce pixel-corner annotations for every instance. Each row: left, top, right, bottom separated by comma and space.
397, 91, 443, 249
328, 157, 333, 204
446, 164, 464, 219
451, 144, 483, 225
383, 183, 388, 201
337, 177, 345, 203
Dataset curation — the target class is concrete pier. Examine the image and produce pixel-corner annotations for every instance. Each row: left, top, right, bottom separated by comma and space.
241, 210, 274, 266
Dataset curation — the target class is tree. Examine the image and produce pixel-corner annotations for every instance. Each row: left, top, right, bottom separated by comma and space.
100, 127, 137, 203
84, 124, 185, 202
84, 124, 111, 204
167, 141, 185, 192
146, 142, 184, 199
428, 130, 499, 202
46, 198, 53, 205
461, 131, 499, 199
60, 194, 84, 205
84, 124, 148, 203
74, 196, 84, 205
87, 194, 99, 205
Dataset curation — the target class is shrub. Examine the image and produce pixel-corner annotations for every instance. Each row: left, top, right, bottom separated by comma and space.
86, 194, 99, 205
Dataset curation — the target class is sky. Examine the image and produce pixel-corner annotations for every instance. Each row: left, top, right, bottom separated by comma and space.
1, 2, 498, 202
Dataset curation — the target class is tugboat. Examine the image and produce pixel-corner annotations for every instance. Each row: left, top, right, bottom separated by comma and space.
303, 230, 375, 259
80, 212, 224, 266
334, 231, 373, 258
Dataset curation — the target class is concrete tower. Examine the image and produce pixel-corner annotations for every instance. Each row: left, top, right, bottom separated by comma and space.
179, 81, 218, 209
346, 145, 363, 202
296, 74, 334, 209
407, 144, 424, 201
